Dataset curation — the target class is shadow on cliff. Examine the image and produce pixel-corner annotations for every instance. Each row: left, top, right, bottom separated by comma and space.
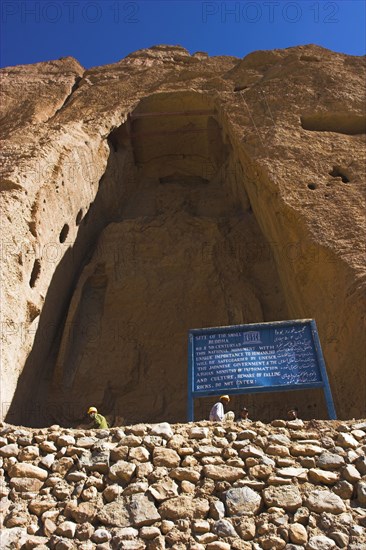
6, 142, 127, 428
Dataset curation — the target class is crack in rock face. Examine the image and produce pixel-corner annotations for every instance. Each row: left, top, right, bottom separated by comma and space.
1, 45, 365, 426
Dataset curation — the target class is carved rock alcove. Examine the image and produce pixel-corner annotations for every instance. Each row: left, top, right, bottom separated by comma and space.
45, 92, 289, 425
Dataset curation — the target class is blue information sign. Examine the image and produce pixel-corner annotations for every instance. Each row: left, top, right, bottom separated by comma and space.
188, 319, 336, 420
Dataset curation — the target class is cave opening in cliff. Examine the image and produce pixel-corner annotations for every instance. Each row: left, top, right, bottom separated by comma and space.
8, 92, 294, 427
48, 92, 291, 425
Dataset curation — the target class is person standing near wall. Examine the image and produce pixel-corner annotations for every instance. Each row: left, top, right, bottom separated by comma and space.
237, 406, 252, 422
287, 407, 299, 420
87, 406, 109, 429
209, 395, 232, 421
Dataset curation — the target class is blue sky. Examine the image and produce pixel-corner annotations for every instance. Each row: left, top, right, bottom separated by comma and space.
1, 0, 365, 69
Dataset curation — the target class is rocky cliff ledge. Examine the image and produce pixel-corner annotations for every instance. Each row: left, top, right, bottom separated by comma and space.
0, 44, 365, 426
0, 419, 365, 549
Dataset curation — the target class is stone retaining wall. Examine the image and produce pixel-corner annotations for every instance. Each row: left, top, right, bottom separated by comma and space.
1, 419, 365, 549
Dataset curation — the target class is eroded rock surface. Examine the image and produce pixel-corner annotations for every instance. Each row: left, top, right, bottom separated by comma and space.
0, 44, 365, 425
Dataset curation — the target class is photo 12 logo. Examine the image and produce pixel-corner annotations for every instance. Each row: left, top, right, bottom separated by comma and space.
1, 1, 140, 24
201, 2, 340, 24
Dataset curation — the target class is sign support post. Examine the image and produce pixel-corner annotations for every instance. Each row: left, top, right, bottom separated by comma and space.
187, 334, 194, 421
310, 320, 336, 419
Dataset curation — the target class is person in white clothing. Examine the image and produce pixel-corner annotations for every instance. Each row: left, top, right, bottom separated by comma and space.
209, 395, 231, 421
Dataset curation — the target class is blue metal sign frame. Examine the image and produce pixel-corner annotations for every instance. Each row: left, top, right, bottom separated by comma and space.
187, 319, 336, 421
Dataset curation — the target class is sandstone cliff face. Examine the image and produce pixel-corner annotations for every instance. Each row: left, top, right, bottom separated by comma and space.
0, 45, 365, 426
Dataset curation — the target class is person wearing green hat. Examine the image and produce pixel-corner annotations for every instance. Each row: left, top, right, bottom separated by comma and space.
87, 406, 109, 429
